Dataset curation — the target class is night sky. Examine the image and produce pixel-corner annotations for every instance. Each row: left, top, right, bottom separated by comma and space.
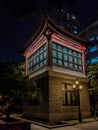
0, 0, 98, 63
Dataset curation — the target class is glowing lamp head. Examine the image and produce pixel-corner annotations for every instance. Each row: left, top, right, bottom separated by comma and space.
75, 79, 79, 85
73, 84, 76, 88
79, 85, 83, 89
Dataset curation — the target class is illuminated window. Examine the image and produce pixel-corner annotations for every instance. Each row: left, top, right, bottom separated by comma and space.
52, 42, 83, 71
62, 84, 78, 106
69, 55, 73, 62
96, 36, 98, 40
52, 50, 57, 57
64, 47, 68, 53
91, 57, 98, 63
90, 45, 97, 53
74, 57, 78, 64
58, 52, 62, 59
73, 30, 78, 34
72, 15, 76, 20
64, 54, 68, 61
52, 58, 57, 63
89, 37, 95, 41
28, 44, 46, 73
58, 60, 63, 65
57, 45, 62, 50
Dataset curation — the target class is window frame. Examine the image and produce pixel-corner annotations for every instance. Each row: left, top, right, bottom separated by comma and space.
52, 42, 83, 71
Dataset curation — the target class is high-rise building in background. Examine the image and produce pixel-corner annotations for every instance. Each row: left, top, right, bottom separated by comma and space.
49, 7, 80, 35
78, 21, 98, 64
64, 10, 80, 34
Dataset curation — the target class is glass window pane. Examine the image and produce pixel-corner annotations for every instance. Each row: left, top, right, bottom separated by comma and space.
64, 47, 68, 53
68, 49, 72, 54
52, 58, 57, 63
33, 59, 36, 65
58, 52, 62, 59
79, 66, 82, 70
57, 45, 62, 50
78, 59, 82, 65
74, 57, 78, 64
36, 50, 39, 56
36, 56, 39, 63
40, 46, 44, 53
73, 51, 77, 56
78, 53, 82, 58
52, 43, 57, 49
64, 62, 68, 66
40, 53, 43, 61
44, 51, 46, 58
40, 61, 43, 67
64, 54, 68, 61
58, 60, 63, 65
43, 44, 46, 50
44, 59, 46, 65
69, 56, 73, 62
69, 63, 73, 68
74, 64, 78, 69
52, 50, 57, 57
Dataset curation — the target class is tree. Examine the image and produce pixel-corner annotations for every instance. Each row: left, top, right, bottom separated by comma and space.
86, 63, 98, 106
0, 61, 40, 117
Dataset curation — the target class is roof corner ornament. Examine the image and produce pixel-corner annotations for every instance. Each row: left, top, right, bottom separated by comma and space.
45, 30, 52, 41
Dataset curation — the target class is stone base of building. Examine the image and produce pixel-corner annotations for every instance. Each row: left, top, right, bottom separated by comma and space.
23, 71, 91, 124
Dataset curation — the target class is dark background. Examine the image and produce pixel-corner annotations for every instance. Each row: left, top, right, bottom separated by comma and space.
0, 0, 98, 62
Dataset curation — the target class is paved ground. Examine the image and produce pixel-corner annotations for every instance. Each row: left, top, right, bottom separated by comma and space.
31, 121, 98, 130
3, 114, 98, 130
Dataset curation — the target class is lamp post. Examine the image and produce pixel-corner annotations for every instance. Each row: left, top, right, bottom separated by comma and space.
73, 79, 82, 123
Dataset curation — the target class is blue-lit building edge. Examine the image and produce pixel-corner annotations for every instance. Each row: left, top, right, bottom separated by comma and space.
85, 44, 98, 64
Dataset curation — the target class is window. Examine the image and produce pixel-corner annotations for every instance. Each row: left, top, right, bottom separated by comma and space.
28, 44, 46, 73
96, 36, 98, 40
73, 30, 78, 34
91, 57, 98, 64
58, 52, 62, 59
62, 84, 78, 106
52, 50, 57, 57
90, 45, 97, 53
64, 54, 68, 61
74, 57, 78, 64
89, 37, 95, 41
52, 42, 83, 71
69, 55, 73, 62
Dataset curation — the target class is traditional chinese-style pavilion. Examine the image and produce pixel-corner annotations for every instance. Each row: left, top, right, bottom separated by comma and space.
20, 15, 90, 124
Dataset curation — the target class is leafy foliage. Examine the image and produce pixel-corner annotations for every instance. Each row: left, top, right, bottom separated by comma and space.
86, 63, 98, 104
0, 61, 40, 105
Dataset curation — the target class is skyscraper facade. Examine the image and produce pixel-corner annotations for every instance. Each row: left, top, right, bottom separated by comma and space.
78, 21, 98, 64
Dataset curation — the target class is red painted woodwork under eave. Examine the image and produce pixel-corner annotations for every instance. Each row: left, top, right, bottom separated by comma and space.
24, 36, 47, 58
52, 33, 85, 52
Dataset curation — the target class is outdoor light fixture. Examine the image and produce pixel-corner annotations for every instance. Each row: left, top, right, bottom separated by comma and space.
72, 79, 82, 123
75, 79, 79, 85
72, 84, 76, 88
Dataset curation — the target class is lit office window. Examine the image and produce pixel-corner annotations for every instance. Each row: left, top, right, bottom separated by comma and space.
90, 45, 97, 53
73, 30, 78, 34
91, 57, 98, 64
28, 44, 46, 74
89, 37, 95, 41
52, 42, 83, 71
62, 84, 78, 106
96, 36, 98, 40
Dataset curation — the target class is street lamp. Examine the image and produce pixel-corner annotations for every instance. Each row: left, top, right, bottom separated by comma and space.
73, 79, 82, 123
